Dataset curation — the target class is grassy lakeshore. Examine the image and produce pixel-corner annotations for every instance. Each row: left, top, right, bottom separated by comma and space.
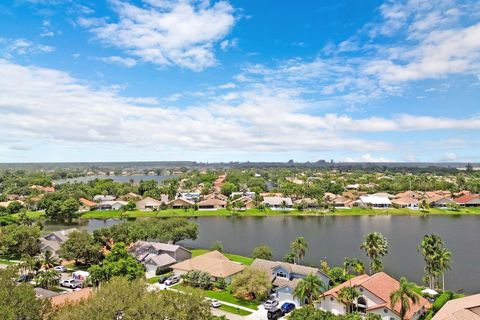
78, 207, 480, 219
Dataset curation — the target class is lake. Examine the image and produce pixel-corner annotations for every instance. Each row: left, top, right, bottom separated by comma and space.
44, 215, 480, 293
53, 174, 174, 184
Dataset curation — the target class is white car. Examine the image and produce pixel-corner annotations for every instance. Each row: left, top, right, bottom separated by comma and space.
53, 266, 67, 273
60, 278, 81, 289
164, 276, 180, 286
211, 299, 221, 308
264, 299, 279, 310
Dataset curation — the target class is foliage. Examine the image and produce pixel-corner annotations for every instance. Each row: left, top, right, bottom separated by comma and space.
36, 269, 60, 289
0, 224, 41, 256
51, 277, 214, 320
5, 201, 23, 214
360, 232, 388, 274
431, 291, 453, 313
220, 182, 237, 196
210, 240, 224, 252
87, 243, 144, 285
287, 306, 366, 320
328, 267, 347, 286
389, 277, 420, 320
290, 236, 308, 264
283, 252, 296, 263
43, 197, 80, 220
93, 218, 198, 247
231, 267, 271, 301
182, 270, 212, 290
338, 286, 361, 314
417, 234, 452, 290
293, 274, 326, 305
343, 257, 365, 277
0, 267, 51, 320
59, 230, 102, 265
252, 244, 273, 260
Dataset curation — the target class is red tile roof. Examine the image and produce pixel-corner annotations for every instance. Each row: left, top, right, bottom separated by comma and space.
454, 194, 479, 204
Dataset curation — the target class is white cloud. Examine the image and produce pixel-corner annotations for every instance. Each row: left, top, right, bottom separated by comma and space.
0, 38, 54, 58
218, 82, 236, 89
79, 0, 236, 71
100, 56, 137, 67
342, 154, 392, 163
220, 38, 238, 51
442, 153, 458, 161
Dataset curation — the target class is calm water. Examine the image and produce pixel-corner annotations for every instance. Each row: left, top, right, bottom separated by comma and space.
54, 174, 173, 184
45, 216, 480, 293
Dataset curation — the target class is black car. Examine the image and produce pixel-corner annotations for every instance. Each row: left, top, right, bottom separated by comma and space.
267, 307, 284, 320
16, 274, 32, 282
157, 276, 169, 284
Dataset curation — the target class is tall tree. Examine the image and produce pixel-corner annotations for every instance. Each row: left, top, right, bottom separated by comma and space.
290, 237, 309, 264
293, 274, 326, 305
252, 244, 273, 260
417, 234, 445, 289
360, 232, 388, 274
59, 230, 102, 265
390, 277, 420, 320
343, 257, 365, 276
436, 247, 452, 291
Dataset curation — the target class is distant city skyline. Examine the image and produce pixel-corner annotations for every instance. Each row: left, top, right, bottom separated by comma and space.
1, 0, 480, 163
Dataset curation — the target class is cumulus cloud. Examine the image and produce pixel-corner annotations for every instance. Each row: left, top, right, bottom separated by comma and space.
0, 38, 54, 58
100, 56, 137, 67
79, 0, 236, 71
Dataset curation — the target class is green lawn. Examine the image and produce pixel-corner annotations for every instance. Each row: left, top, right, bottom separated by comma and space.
78, 207, 480, 219
174, 283, 260, 310
190, 249, 253, 265
218, 304, 252, 316
0, 259, 17, 265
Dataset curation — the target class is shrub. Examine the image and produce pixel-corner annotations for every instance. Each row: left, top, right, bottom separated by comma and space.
432, 292, 453, 312
155, 267, 171, 276
182, 270, 212, 290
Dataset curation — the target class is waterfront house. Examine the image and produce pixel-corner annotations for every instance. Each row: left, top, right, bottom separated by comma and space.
93, 195, 116, 202
357, 195, 392, 208
395, 191, 423, 200
454, 194, 480, 207
251, 258, 330, 306
317, 272, 430, 320
97, 200, 127, 210
232, 196, 256, 209
168, 198, 194, 209
40, 228, 78, 256
432, 293, 480, 320
263, 196, 293, 210
197, 198, 227, 210
179, 192, 200, 201
129, 241, 191, 277
230, 191, 256, 199
79, 198, 97, 212
136, 197, 163, 210
171, 250, 245, 283
392, 197, 419, 210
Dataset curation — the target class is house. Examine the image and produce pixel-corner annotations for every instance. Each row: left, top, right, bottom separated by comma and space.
346, 184, 360, 190
230, 191, 256, 199
96, 200, 127, 210
294, 198, 319, 209
232, 196, 256, 209
168, 198, 194, 209
392, 197, 419, 210
204, 193, 229, 201
395, 191, 423, 200
197, 198, 227, 210
358, 195, 391, 208
454, 194, 480, 207
171, 250, 245, 283
40, 228, 78, 255
317, 272, 430, 320
430, 197, 454, 208
432, 293, 480, 320
372, 193, 395, 199
121, 192, 141, 201
263, 197, 293, 210
93, 195, 116, 202
129, 241, 191, 277
333, 196, 354, 208
31, 185, 55, 193
79, 198, 97, 212
251, 258, 330, 306
136, 197, 163, 210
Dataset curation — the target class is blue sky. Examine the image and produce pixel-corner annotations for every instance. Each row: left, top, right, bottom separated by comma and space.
1, 0, 480, 163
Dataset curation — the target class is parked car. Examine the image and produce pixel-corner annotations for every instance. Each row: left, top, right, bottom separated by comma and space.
157, 276, 169, 284
280, 302, 296, 314
210, 299, 221, 308
53, 266, 67, 273
164, 276, 180, 286
16, 274, 32, 283
60, 278, 82, 289
264, 299, 279, 310
267, 307, 284, 320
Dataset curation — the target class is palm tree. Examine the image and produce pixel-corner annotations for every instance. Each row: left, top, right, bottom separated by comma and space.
360, 232, 388, 274
338, 285, 361, 313
418, 234, 444, 289
436, 247, 452, 291
293, 274, 325, 304
390, 277, 420, 320
19, 255, 41, 276
293, 274, 326, 305
40, 249, 59, 270
290, 237, 308, 264
343, 257, 365, 276
36, 269, 60, 289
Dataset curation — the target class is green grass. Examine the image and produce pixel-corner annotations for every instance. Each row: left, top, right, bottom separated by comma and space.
11, 211, 46, 220
78, 207, 480, 219
174, 283, 260, 310
218, 304, 252, 316
64, 263, 90, 271
0, 259, 16, 265
190, 249, 253, 266
147, 276, 161, 284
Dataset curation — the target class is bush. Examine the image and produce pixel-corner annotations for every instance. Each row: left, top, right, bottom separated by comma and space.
155, 267, 171, 276
432, 292, 453, 312
182, 270, 212, 290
